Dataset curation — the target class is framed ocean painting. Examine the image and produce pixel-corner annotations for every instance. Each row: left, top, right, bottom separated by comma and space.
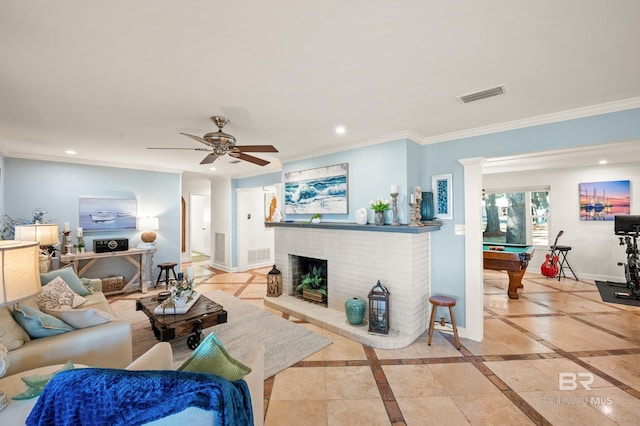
79, 198, 137, 231
284, 163, 348, 214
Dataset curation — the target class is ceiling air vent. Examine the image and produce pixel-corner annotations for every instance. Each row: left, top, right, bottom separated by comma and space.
458, 85, 505, 103
229, 160, 242, 164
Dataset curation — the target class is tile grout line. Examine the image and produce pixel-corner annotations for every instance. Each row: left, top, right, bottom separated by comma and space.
363, 345, 406, 425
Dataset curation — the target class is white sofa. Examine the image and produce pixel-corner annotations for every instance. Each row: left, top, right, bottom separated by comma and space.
0, 342, 264, 426
1, 279, 132, 376
128, 342, 264, 426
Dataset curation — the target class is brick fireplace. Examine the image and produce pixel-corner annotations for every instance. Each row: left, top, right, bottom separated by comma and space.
264, 222, 440, 348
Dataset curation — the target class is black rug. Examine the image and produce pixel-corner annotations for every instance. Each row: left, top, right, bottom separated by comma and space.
595, 280, 640, 307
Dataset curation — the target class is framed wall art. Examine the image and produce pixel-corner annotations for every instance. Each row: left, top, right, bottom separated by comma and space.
79, 198, 137, 231
432, 174, 453, 220
284, 163, 348, 214
579, 180, 630, 221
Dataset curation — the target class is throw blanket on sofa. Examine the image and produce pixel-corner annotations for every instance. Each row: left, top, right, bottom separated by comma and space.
27, 368, 253, 426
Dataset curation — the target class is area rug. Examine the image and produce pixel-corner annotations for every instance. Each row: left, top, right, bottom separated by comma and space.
128, 290, 332, 378
595, 280, 640, 307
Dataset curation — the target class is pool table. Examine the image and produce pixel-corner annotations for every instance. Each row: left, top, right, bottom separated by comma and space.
483, 243, 535, 299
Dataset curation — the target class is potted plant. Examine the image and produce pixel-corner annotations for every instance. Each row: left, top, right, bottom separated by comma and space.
295, 265, 327, 302
309, 213, 321, 224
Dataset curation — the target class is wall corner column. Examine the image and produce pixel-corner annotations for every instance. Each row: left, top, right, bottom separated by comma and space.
459, 157, 485, 342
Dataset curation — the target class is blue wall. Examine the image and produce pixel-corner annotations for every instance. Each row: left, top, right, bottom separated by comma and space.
282, 138, 422, 224
4, 158, 182, 279
424, 107, 640, 327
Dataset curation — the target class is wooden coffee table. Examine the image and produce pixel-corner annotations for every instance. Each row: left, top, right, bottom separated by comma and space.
136, 293, 228, 349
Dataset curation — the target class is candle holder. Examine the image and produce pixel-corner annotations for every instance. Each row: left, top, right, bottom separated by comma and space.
390, 192, 399, 226
63, 231, 72, 255
408, 188, 424, 227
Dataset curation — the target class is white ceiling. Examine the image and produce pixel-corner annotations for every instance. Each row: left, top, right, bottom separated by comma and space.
1, 1, 639, 179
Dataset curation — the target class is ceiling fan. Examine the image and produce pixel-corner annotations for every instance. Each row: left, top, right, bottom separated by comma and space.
148, 116, 278, 166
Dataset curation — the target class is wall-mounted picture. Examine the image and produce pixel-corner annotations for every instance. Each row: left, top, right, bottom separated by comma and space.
79, 198, 137, 231
432, 174, 453, 220
284, 163, 348, 214
579, 180, 630, 221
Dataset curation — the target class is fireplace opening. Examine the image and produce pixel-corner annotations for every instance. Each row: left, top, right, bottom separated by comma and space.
291, 255, 327, 306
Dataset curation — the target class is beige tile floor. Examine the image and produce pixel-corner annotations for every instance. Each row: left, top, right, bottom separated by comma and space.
182, 262, 640, 425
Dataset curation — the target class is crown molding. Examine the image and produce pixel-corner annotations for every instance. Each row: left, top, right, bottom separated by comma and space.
422, 97, 640, 145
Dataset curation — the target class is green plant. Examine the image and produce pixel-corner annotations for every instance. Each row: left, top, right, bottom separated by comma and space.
169, 278, 195, 303
370, 198, 390, 212
307, 213, 321, 224
295, 265, 327, 295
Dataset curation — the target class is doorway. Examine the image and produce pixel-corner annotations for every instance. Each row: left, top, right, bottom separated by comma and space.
190, 194, 211, 259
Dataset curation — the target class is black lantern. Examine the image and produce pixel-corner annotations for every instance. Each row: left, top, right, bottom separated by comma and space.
266, 264, 282, 297
368, 280, 390, 334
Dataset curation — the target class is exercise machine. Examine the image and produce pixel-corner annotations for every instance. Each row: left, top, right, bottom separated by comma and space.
613, 215, 640, 298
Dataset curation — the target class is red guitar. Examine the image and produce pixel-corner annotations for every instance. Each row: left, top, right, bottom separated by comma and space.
541, 230, 564, 278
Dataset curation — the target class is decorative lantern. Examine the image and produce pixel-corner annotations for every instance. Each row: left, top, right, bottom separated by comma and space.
368, 280, 390, 334
267, 264, 282, 297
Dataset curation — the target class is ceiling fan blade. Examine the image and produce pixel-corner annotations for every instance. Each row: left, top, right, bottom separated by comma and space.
180, 132, 211, 145
234, 145, 278, 153
147, 147, 212, 151
200, 153, 219, 164
235, 152, 270, 166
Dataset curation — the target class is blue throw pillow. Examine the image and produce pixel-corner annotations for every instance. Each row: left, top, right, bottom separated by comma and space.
40, 267, 89, 296
12, 304, 74, 338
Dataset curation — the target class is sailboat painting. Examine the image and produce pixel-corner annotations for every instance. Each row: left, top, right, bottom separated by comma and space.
284, 163, 348, 214
579, 180, 630, 221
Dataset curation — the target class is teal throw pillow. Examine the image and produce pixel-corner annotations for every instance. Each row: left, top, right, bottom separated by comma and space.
12, 360, 75, 400
12, 304, 74, 338
40, 266, 90, 296
178, 332, 251, 381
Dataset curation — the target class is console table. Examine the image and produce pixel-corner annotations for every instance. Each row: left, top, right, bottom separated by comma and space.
61, 247, 157, 293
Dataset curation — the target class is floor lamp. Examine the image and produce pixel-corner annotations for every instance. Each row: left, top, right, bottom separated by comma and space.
0, 240, 42, 411
14, 223, 59, 273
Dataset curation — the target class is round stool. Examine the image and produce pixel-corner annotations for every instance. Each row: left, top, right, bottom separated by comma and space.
427, 295, 460, 350
155, 262, 178, 289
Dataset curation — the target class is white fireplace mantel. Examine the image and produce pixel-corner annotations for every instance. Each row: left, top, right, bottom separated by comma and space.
264, 222, 440, 349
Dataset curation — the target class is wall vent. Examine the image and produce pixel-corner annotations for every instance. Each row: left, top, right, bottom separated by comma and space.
229, 160, 242, 164
248, 247, 271, 264
214, 233, 225, 264
458, 85, 505, 103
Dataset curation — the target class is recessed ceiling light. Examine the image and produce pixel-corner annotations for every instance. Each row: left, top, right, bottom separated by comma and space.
209, 167, 216, 171
599, 159, 607, 165
335, 125, 346, 135
65, 150, 76, 155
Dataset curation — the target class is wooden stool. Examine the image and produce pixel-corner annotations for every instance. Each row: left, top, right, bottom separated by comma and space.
427, 295, 460, 350
155, 262, 178, 288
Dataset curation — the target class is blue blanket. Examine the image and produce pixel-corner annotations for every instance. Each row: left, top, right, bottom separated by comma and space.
26, 368, 253, 426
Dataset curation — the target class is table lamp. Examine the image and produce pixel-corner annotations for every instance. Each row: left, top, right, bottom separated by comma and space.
13, 223, 59, 273
138, 217, 159, 246
0, 240, 42, 411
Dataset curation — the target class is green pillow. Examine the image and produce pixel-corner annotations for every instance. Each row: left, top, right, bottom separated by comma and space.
40, 267, 90, 296
12, 360, 75, 400
12, 304, 74, 338
178, 332, 251, 381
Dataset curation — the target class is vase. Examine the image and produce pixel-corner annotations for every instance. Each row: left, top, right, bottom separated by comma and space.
345, 297, 366, 325
374, 211, 384, 226
355, 208, 367, 225
420, 191, 435, 221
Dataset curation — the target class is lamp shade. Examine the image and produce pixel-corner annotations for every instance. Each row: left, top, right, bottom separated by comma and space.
14, 223, 59, 246
138, 217, 159, 244
0, 241, 41, 306
137, 217, 159, 231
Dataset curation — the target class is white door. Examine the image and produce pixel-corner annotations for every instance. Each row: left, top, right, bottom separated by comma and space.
190, 194, 211, 255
